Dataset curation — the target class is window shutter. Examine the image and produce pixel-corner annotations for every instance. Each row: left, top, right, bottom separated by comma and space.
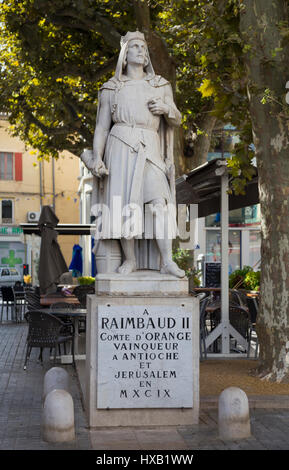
15, 153, 22, 181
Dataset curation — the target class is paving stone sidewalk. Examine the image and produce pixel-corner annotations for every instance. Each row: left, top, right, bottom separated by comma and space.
0, 321, 91, 450
1, 319, 289, 451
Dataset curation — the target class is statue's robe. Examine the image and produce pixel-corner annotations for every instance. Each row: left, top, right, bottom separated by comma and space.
90, 74, 181, 271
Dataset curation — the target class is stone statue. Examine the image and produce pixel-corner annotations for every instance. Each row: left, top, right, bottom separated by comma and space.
81, 31, 185, 278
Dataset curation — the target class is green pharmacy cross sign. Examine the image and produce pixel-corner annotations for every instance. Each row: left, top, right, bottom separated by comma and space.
1, 250, 23, 267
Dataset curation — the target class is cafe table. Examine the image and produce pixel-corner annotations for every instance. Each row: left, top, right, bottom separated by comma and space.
40, 293, 80, 306
38, 307, 86, 363
191, 287, 221, 294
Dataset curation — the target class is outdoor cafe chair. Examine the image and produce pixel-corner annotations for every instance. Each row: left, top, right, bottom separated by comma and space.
199, 295, 211, 360
229, 289, 251, 312
230, 289, 259, 357
229, 304, 251, 351
23, 310, 75, 370
49, 301, 78, 325
49, 301, 78, 311
203, 303, 251, 354
73, 285, 95, 308
49, 302, 77, 352
24, 286, 42, 311
0, 286, 15, 323
13, 283, 25, 322
72, 286, 94, 334
247, 296, 259, 358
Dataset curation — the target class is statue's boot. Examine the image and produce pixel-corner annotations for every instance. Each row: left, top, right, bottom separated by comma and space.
118, 260, 137, 275
160, 260, 185, 278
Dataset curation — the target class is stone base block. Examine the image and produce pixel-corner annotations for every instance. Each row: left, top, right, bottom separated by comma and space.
84, 293, 199, 427
95, 270, 189, 296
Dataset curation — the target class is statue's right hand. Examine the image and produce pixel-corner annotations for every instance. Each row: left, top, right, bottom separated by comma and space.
80, 150, 109, 178
93, 159, 109, 178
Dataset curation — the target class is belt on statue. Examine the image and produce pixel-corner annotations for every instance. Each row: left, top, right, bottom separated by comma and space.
113, 123, 158, 133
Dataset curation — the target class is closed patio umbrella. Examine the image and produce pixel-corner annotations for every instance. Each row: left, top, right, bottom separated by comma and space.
69, 244, 83, 277
38, 206, 68, 294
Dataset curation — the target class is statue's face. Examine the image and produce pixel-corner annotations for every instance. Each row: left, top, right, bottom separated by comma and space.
126, 39, 147, 67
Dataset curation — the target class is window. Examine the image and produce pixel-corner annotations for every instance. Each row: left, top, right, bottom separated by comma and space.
1, 199, 13, 223
0, 152, 13, 180
1, 269, 10, 276
205, 204, 261, 228
0, 152, 22, 181
206, 229, 241, 274
249, 230, 261, 269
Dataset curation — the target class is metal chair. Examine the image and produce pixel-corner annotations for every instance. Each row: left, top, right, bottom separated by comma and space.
49, 302, 76, 352
229, 289, 249, 309
73, 285, 94, 334
199, 295, 211, 360
73, 285, 95, 308
13, 284, 25, 322
49, 301, 78, 311
230, 289, 259, 357
24, 286, 42, 311
202, 301, 222, 353
203, 303, 251, 354
247, 296, 259, 358
0, 286, 15, 322
49, 301, 77, 326
229, 305, 251, 342
23, 310, 75, 370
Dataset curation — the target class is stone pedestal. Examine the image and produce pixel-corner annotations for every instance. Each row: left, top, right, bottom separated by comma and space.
95, 270, 188, 296
85, 271, 199, 427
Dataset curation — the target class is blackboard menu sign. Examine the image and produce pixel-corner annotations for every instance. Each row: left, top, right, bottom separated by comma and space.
205, 262, 221, 287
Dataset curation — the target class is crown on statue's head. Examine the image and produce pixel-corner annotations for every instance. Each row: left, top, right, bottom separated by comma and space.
120, 31, 146, 47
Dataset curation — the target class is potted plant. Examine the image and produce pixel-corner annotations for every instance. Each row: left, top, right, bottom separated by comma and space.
229, 266, 260, 292
172, 248, 201, 289
77, 276, 95, 286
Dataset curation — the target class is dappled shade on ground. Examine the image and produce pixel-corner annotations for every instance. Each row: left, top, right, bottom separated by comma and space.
200, 359, 289, 396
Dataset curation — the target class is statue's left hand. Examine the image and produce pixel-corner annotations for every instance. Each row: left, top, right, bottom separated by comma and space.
148, 97, 169, 116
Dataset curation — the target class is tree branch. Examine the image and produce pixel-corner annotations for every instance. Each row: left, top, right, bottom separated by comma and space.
133, 0, 151, 33
46, 8, 121, 49
52, 56, 117, 82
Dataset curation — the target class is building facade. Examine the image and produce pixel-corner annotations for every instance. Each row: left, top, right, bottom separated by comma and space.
0, 117, 80, 284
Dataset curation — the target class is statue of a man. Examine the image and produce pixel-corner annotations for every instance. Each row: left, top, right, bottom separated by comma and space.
81, 31, 185, 278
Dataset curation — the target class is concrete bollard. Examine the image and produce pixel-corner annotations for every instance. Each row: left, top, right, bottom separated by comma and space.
218, 387, 251, 440
43, 367, 69, 403
42, 389, 75, 443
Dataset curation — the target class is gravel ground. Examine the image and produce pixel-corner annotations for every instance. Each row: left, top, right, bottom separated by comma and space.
200, 358, 289, 397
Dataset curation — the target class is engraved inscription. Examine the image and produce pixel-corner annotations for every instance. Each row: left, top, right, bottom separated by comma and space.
97, 305, 193, 409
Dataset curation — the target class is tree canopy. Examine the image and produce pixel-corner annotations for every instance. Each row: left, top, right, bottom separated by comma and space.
2, 1, 287, 176
0, 0, 208, 166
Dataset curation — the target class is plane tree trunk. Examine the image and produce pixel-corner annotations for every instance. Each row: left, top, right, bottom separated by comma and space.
240, 0, 289, 381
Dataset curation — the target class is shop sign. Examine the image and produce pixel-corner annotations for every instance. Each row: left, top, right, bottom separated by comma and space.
0, 226, 23, 236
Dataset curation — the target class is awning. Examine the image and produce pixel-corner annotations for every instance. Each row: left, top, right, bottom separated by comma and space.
176, 158, 259, 217
20, 223, 94, 236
